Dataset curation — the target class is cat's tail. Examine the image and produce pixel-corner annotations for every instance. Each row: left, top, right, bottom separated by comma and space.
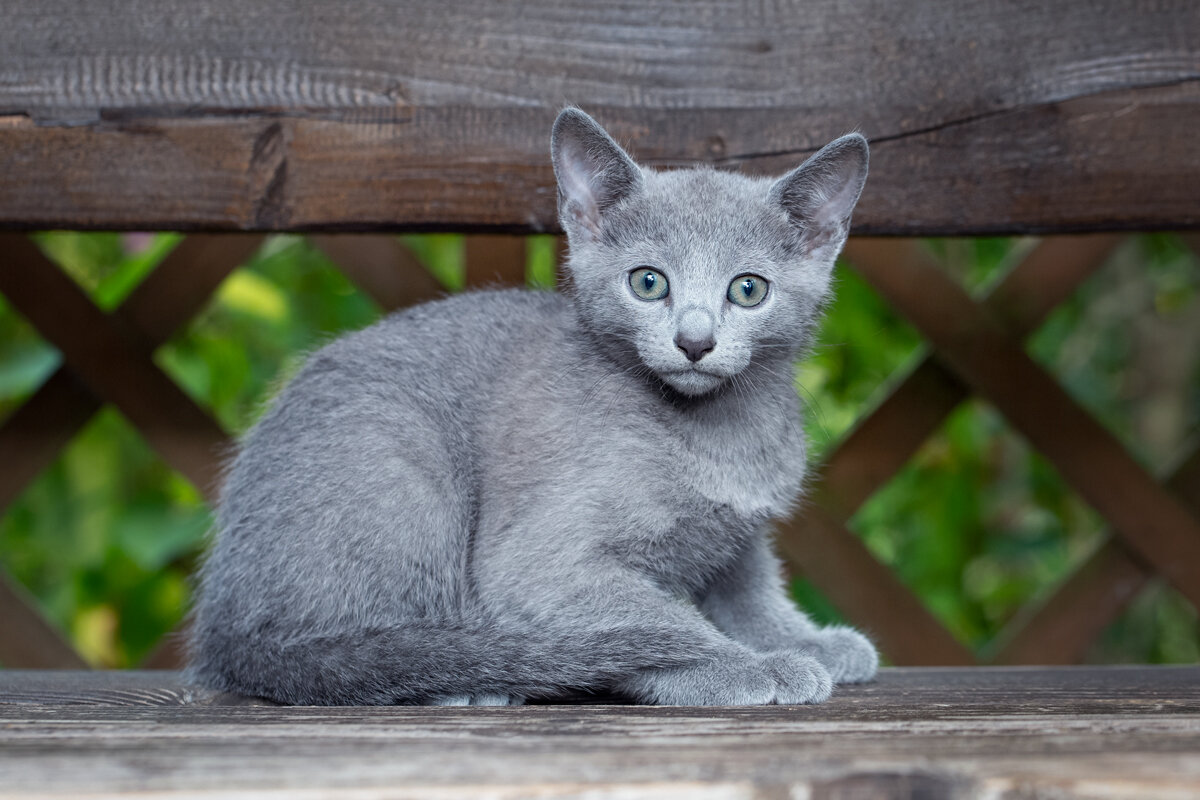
186, 617, 711, 705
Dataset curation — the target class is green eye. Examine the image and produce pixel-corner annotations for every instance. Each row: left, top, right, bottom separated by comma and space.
728, 274, 769, 307
630, 267, 669, 300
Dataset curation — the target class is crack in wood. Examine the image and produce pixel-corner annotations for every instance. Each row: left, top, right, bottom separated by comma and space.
717, 74, 1200, 165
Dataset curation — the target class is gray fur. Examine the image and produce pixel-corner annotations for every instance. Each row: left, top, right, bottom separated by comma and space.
188, 108, 877, 706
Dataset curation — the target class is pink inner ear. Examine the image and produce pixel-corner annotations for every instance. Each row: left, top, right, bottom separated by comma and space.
814, 164, 863, 231
561, 151, 603, 237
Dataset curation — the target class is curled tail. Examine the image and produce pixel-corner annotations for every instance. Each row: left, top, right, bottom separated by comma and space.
187, 617, 710, 705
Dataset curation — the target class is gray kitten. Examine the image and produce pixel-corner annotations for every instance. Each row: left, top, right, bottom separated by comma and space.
188, 108, 878, 706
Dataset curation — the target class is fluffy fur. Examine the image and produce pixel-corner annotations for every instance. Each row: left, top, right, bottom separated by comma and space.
188, 108, 878, 706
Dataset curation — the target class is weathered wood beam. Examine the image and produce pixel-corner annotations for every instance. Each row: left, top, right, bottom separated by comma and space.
1, 1, 1197, 233
2, 667, 1199, 798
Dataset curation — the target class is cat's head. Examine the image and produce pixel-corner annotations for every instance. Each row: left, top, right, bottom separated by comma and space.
551, 108, 867, 398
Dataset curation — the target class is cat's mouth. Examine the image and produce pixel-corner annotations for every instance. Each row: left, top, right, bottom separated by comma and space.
659, 366, 727, 397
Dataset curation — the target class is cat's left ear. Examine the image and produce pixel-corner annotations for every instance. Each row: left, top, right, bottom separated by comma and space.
771, 134, 869, 263
551, 108, 643, 242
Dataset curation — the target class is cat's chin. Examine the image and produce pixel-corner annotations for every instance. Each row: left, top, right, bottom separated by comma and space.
660, 369, 726, 397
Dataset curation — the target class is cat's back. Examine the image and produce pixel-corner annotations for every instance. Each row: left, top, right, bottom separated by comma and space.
320, 288, 568, 398
239, 288, 569, 448
218, 288, 571, 541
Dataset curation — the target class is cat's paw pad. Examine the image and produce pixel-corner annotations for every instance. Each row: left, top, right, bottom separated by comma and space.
801, 626, 879, 684
759, 651, 833, 705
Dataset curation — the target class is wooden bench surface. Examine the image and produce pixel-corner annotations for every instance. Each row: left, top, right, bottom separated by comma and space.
2, 666, 1198, 798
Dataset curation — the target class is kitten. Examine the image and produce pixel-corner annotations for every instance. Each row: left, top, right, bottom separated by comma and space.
188, 108, 878, 706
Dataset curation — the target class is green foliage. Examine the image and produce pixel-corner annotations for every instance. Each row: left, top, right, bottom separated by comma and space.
793, 237, 1200, 663
0, 232, 1196, 666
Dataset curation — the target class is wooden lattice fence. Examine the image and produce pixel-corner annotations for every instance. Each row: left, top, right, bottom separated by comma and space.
2, 231, 1196, 669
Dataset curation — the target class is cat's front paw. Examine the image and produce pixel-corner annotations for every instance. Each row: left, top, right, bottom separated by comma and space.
797, 625, 878, 684
759, 651, 832, 704
620, 650, 831, 706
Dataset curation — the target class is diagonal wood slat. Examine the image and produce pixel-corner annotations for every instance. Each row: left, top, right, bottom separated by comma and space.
817, 236, 1191, 664
991, 445, 1200, 664
0, 234, 251, 504
777, 237, 1121, 663
818, 236, 1123, 518
0, 571, 87, 669
308, 235, 444, 313
774, 506, 977, 665
988, 539, 1151, 665
847, 238, 1200, 611
0, 369, 97, 514
0, 234, 260, 669
120, 235, 266, 344
465, 235, 527, 288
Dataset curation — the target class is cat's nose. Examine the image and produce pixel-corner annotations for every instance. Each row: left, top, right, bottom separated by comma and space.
675, 306, 716, 362
675, 334, 715, 362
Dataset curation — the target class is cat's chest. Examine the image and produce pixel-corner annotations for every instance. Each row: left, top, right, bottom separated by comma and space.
668, 406, 807, 520
608, 403, 807, 592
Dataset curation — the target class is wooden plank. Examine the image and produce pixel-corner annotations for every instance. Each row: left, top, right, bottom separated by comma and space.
847, 238, 1200, 611
1, 666, 1196, 713
0, 573, 87, 669
0, 669, 271, 707
0, 1, 1197, 233
0, 668, 1197, 798
0, 235, 232, 501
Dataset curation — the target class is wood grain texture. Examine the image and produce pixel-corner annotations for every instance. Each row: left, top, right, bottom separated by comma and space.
0, 667, 1197, 798
0, 0, 1197, 233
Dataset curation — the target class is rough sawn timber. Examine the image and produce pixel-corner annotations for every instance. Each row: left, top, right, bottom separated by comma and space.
1, 0, 1198, 234
1, 666, 1198, 798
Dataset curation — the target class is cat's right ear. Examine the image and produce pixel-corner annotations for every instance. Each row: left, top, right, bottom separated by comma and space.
551, 108, 643, 242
